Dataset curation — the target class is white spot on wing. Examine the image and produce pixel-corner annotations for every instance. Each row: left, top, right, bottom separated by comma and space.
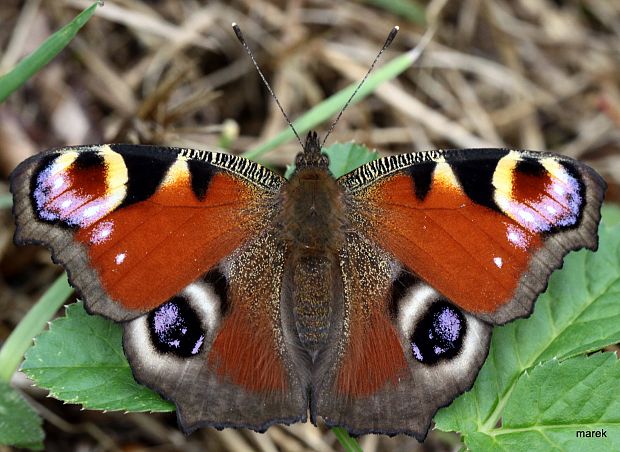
553, 184, 566, 196
83, 205, 99, 218
90, 221, 114, 244
506, 224, 529, 250
191, 335, 204, 355
519, 209, 535, 224
53, 177, 64, 190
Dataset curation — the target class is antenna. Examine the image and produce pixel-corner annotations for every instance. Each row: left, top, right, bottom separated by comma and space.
232, 23, 305, 150
321, 26, 399, 148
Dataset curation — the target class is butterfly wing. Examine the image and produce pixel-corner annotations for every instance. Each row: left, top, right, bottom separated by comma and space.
314, 233, 491, 439
123, 229, 309, 432
11, 145, 309, 430
10, 144, 281, 321
339, 148, 606, 324
314, 148, 605, 438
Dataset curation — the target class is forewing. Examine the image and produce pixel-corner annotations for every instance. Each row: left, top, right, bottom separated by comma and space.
10, 144, 283, 321
338, 148, 606, 324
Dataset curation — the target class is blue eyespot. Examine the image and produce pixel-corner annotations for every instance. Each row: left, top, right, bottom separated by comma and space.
410, 302, 466, 364
147, 297, 205, 357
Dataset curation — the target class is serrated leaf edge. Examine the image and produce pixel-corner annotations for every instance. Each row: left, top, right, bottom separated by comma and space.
21, 302, 174, 413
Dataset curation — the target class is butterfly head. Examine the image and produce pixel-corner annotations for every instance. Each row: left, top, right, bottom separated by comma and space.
294, 131, 329, 170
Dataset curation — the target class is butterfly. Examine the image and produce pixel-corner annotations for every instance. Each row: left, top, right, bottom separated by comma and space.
9, 130, 605, 439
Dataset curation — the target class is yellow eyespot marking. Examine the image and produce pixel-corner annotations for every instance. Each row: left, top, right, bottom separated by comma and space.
100, 145, 129, 196
53, 151, 79, 173
541, 158, 568, 183
492, 151, 520, 198
91, 146, 129, 217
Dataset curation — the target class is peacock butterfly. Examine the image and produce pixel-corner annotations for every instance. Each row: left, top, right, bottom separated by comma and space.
8, 25, 606, 440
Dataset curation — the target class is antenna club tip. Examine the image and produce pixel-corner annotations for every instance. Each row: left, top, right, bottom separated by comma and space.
385, 26, 399, 46
232, 23, 244, 42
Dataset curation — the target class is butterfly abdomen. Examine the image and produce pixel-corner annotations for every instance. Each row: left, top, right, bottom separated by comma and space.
290, 255, 334, 350
281, 166, 347, 353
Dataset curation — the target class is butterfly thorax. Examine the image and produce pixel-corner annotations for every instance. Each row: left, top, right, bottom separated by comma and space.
280, 131, 347, 353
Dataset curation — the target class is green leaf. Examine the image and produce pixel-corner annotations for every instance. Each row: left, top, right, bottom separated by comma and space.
435, 216, 620, 441
465, 353, 620, 451
602, 204, 620, 228
21, 302, 174, 412
0, 381, 44, 450
284, 142, 378, 179
324, 142, 379, 178
0, 1, 101, 103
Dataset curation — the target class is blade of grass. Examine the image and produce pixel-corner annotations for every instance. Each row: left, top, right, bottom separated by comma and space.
332, 427, 364, 452
0, 274, 73, 382
242, 50, 419, 160
0, 1, 101, 103
0, 194, 12, 209
361, 0, 426, 24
